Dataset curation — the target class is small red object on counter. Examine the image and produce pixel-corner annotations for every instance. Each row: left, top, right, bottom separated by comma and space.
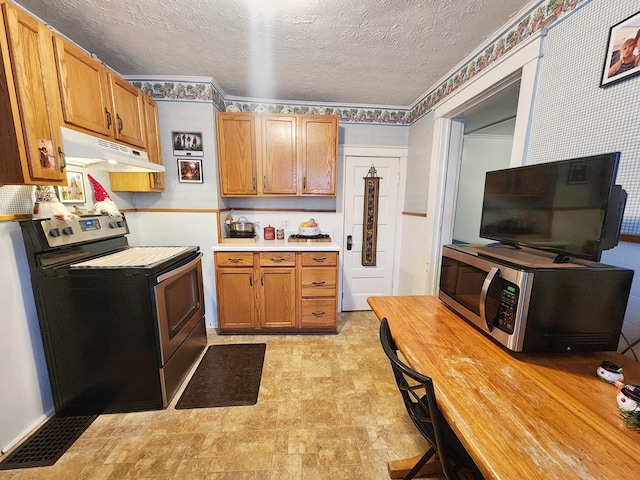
264, 225, 275, 240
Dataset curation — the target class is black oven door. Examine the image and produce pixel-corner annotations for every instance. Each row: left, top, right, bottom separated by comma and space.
154, 253, 204, 366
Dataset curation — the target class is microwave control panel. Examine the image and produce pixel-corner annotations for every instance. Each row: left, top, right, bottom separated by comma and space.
494, 283, 519, 334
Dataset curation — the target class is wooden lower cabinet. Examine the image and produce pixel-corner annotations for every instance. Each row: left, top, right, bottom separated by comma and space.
299, 252, 338, 330
215, 251, 338, 333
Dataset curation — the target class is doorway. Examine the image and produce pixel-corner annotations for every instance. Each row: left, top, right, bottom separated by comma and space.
452, 81, 520, 244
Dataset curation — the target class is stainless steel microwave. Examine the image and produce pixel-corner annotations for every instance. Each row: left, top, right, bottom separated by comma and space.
438, 244, 634, 353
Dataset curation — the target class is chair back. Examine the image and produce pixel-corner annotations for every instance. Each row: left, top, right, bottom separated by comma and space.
379, 317, 482, 480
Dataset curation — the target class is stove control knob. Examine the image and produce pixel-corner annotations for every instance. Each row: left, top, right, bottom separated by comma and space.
62, 227, 74, 235
49, 228, 61, 237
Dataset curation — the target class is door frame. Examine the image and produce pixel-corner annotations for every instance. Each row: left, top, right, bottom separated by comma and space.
338, 145, 408, 310
423, 36, 543, 294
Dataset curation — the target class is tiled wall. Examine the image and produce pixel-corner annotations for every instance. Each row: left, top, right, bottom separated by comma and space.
529, 0, 640, 359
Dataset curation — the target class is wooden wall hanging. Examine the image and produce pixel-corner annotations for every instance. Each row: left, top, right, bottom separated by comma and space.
362, 166, 381, 266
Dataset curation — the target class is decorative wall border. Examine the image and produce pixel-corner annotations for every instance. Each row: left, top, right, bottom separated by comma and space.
129, 0, 587, 125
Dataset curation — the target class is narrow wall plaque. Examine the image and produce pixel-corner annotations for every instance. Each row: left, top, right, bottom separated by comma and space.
362, 166, 381, 266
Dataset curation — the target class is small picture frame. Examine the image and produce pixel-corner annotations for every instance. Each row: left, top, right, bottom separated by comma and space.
172, 131, 203, 156
57, 171, 86, 203
178, 159, 203, 183
601, 11, 640, 87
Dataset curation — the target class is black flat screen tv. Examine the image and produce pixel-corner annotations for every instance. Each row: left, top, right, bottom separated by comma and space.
479, 153, 627, 262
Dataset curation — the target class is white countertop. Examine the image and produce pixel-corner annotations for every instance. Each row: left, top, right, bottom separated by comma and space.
213, 237, 340, 252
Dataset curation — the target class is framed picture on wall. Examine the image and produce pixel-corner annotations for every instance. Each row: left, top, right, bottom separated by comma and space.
172, 131, 203, 156
601, 11, 640, 87
57, 171, 85, 203
178, 159, 203, 183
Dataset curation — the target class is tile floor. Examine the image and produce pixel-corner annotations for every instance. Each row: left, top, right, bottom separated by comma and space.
0, 311, 439, 480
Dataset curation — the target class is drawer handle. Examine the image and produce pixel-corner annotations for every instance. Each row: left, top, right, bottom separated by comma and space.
312, 281, 326, 286
312, 257, 327, 262
270, 257, 285, 263
228, 257, 243, 263
311, 311, 325, 316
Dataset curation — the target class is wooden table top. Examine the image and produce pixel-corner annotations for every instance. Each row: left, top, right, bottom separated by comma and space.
368, 295, 640, 480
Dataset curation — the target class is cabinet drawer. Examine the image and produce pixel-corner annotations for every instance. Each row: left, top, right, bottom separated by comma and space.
301, 268, 336, 297
301, 252, 337, 267
215, 252, 254, 267
259, 252, 296, 267
301, 299, 337, 328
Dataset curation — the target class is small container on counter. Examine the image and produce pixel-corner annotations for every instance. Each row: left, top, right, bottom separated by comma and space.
264, 225, 275, 240
276, 228, 285, 240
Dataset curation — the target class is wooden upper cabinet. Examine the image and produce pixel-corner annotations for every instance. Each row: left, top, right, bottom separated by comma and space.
52, 35, 112, 137
109, 73, 145, 148
110, 94, 164, 192
142, 95, 164, 190
259, 114, 297, 194
0, 2, 66, 185
216, 112, 338, 197
299, 115, 338, 196
53, 34, 145, 149
216, 112, 258, 195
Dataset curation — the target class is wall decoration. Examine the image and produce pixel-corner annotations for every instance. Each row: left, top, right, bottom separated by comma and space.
172, 131, 203, 156
362, 166, 381, 266
178, 159, 203, 183
57, 171, 85, 203
601, 11, 640, 87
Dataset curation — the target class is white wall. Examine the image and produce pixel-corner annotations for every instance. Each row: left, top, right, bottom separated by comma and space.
0, 222, 52, 453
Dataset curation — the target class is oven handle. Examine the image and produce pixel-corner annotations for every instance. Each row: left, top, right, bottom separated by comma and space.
156, 253, 202, 284
480, 266, 499, 332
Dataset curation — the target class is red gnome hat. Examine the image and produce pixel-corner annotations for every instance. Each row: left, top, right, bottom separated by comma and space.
88, 174, 110, 202
88, 174, 120, 216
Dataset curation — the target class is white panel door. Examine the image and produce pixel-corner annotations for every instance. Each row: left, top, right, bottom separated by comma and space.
342, 156, 400, 311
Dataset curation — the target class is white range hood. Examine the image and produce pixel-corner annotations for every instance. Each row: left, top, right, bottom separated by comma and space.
60, 127, 165, 173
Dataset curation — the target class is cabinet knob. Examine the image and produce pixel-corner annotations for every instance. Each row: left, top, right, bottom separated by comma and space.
249, 272, 253, 286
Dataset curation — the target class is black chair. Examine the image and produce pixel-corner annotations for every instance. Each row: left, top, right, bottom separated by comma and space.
379, 317, 484, 480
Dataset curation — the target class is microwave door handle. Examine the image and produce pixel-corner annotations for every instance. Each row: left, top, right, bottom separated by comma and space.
480, 266, 500, 332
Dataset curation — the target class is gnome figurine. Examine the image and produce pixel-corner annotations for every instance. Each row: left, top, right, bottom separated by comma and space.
32, 185, 75, 221
88, 174, 121, 216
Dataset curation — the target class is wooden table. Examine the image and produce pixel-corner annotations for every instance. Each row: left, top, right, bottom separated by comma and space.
368, 295, 640, 480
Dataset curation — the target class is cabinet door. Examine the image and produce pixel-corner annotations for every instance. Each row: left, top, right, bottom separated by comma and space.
216, 267, 257, 330
109, 95, 164, 192
299, 115, 338, 195
260, 114, 297, 194
259, 267, 296, 328
143, 95, 164, 191
2, 3, 66, 184
52, 35, 113, 137
109, 73, 145, 148
216, 113, 257, 195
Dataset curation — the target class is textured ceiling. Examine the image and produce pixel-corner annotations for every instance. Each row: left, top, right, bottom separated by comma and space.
14, 0, 534, 107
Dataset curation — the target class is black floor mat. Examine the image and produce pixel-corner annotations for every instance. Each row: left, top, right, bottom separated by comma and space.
0, 413, 98, 470
175, 343, 266, 409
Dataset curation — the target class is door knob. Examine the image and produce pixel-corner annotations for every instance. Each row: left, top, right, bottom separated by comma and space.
347, 235, 353, 250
